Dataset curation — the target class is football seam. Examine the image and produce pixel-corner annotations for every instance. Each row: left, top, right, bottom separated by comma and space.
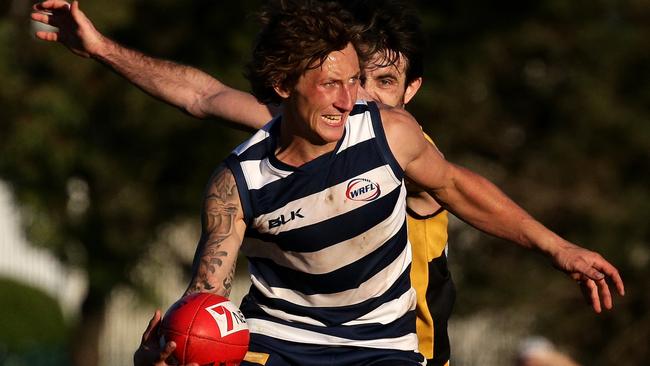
183, 294, 209, 362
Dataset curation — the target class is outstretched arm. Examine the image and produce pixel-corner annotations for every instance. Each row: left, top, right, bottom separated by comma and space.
31, 0, 274, 130
185, 164, 246, 298
383, 107, 625, 313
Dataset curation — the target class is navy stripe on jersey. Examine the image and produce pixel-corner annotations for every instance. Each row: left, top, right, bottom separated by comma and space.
247, 140, 389, 216
246, 185, 402, 253
247, 224, 407, 294
241, 266, 412, 326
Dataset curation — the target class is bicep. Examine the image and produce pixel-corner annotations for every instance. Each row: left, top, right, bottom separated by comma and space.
200, 86, 275, 130
186, 164, 247, 297
404, 139, 452, 197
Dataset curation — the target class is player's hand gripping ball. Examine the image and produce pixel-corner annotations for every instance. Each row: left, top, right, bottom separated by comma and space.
160, 293, 250, 366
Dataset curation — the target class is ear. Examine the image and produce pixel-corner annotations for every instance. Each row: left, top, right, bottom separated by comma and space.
403, 77, 422, 105
273, 83, 291, 99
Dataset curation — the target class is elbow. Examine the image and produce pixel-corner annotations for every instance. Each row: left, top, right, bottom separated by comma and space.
184, 96, 210, 119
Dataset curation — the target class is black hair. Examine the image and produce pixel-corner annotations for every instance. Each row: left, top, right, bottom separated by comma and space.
347, 0, 426, 85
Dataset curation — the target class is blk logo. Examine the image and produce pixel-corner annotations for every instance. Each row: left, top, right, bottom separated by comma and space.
205, 301, 248, 337
268, 208, 304, 229
346, 178, 381, 201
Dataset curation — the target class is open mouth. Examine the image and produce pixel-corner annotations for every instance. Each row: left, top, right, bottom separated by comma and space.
321, 114, 345, 127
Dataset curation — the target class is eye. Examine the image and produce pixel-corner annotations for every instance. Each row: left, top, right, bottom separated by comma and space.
379, 78, 394, 87
349, 76, 360, 85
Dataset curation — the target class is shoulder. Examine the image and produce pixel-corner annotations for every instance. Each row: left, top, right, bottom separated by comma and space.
206, 164, 239, 198
378, 103, 414, 123
230, 117, 278, 158
374, 104, 433, 169
203, 164, 245, 219
379, 104, 422, 138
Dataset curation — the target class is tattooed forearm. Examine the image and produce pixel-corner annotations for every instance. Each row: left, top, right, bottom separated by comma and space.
222, 262, 237, 297
187, 243, 229, 294
186, 165, 243, 297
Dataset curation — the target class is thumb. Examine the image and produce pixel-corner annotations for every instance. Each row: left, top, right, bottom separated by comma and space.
142, 309, 162, 344
69, 0, 106, 56
70, 0, 94, 29
70, 1, 84, 22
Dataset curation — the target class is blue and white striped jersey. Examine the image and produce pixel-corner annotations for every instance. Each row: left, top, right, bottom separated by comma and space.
225, 101, 418, 353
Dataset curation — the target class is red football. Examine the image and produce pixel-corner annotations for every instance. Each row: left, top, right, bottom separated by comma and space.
160, 293, 250, 366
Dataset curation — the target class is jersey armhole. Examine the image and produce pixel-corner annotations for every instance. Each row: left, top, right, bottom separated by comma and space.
367, 101, 404, 181
225, 155, 254, 226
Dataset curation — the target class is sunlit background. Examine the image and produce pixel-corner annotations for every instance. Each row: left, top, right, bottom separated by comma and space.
1, 0, 648, 365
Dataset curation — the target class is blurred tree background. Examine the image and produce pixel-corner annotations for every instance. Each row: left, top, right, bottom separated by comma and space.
0, 0, 647, 365
0, 278, 69, 365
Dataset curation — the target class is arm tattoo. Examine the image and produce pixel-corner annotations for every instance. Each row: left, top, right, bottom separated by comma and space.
222, 262, 237, 296
187, 166, 241, 297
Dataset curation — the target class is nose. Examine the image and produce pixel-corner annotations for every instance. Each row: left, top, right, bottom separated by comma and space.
334, 83, 356, 112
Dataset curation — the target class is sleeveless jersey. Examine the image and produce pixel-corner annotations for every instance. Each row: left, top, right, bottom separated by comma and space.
225, 101, 419, 354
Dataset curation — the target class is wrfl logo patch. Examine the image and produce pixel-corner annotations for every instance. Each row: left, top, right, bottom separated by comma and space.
345, 178, 381, 201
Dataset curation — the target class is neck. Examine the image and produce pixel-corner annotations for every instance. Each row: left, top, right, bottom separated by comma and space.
276, 112, 340, 168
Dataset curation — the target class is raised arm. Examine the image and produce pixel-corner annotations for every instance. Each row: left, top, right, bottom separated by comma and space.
31, 0, 275, 130
185, 164, 246, 298
382, 107, 625, 313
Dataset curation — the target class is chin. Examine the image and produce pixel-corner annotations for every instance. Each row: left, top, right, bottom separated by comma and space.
321, 123, 347, 142
318, 129, 344, 144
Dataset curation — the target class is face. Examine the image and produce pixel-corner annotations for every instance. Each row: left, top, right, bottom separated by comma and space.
276, 43, 361, 145
360, 51, 422, 108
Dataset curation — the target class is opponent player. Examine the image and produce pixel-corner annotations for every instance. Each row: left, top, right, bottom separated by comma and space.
350, 2, 455, 363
